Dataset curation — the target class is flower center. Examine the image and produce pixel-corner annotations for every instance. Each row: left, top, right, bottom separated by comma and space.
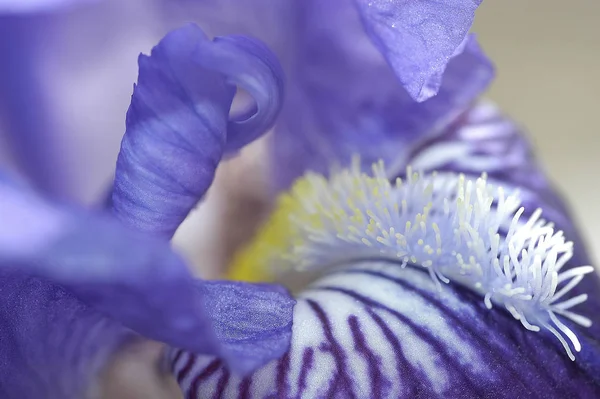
228, 158, 593, 360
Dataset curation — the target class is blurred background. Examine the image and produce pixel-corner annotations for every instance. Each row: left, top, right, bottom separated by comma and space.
1, 0, 598, 265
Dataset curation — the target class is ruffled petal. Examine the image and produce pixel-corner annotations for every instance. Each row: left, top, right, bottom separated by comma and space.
111, 24, 283, 238
0, 178, 295, 373
272, 0, 493, 191
216, 35, 285, 152
0, 17, 74, 199
174, 262, 600, 398
0, 272, 131, 399
354, 0, 482, 101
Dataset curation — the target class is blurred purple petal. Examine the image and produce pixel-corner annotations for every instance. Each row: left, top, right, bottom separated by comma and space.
175, 262, 600, 398
399, 103, 593, 260
355, 0, 482, 101
1, 2, 181, 203
273, 0, 493, 191
0, 179, 294, 373
0, 272, 131, 399
0, 17, 74, 199
111, 24, 283, 238
0, 0, 96, 13
217, 34, 284, 151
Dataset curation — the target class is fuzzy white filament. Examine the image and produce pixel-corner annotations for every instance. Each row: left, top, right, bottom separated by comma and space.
273, 159, 593, 360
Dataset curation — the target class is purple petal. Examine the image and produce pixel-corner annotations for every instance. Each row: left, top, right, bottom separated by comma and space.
0, 17, 74, 199
272, 0, 493, 191
354, 0, 483, 101
0, 0, 96, 13
173, 262, 600, 398
0, 179, 295, 373
403, 103, 581, 245
0, 272, 131, 399
195, 281, 295, 374
111, 24, 283, 239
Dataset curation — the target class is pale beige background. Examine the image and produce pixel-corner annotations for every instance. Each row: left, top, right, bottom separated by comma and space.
473, 0, 600, 263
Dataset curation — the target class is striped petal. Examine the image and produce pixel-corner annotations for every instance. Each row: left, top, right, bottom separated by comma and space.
272, 0, 493, 191
0, 177, 294, 375
111, 23, 284, 238
174, 262, 600, 398
403, 102, 584, 249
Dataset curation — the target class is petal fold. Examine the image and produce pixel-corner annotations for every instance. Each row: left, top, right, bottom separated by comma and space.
405, 102, 582, 245
0, 178, 295, 374
0, 272, 131, 399
354, 0, 483, 101
111, 24, 283, 238
214, 35, 285, 152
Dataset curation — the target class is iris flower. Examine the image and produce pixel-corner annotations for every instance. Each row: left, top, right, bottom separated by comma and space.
1, 1, 600, 399
175, 1, 600, 398
0, 0, 96, 13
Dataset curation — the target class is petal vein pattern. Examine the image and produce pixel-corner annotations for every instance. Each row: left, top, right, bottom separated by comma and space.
174, 264, 599, 398
231, 160, 593, 360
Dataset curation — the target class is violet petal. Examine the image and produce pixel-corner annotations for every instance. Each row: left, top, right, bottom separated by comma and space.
1, 178, 295, 374
354, 0, 483, 101
0, 17, 73, 199
0, 0, 96, 13
111, 24, 283, 238
396, 101, 600, 336
272, 0, 493, 191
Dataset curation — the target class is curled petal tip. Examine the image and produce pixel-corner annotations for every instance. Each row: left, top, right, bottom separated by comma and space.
111, 24, 284, 239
